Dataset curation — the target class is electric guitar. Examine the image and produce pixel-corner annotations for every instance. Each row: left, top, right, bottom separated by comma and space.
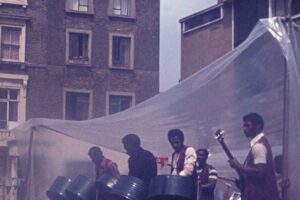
215, 129, 244, 196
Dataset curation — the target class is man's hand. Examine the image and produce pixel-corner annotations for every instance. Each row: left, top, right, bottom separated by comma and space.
228, 158, 243, 170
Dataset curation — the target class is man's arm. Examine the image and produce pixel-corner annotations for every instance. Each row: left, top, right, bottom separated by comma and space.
229, 143, 267, 178
108, 161, 121, 179
179, 147, 196, 176
200, 167, 218, 189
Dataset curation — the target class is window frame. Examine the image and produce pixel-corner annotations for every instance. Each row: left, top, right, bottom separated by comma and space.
109, 32, 134, 69
291, 0, 300, 19
63, 88, 93, 120
106, 91, 135, 115
0, 73, 28, 131
65, 0, 94, 14
0, 24, 26, 63
108, 0, 136, 19
66, 28, 92, 66
181, 4, 224, 34
0, 0, 28, 8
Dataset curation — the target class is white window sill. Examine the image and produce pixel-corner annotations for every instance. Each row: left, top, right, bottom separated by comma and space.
66, 61, 91, 67
0, 1, 28, 8
0, 59, 24, 64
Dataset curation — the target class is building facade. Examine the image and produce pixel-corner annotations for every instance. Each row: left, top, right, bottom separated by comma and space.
180, 0, 300, 80
0, 0, 160, 199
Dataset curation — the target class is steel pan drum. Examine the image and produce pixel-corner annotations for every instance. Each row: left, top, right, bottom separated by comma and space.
148, 175, 194, 200
65, 175, 96, 200
96, 174, 118, 200
46, 176, 72, 200
96, 174, 118, 191
110, 175, 148, 200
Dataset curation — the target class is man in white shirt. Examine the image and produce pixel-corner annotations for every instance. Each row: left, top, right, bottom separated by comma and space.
167, 129, 196, 176
228, 113, 279, 200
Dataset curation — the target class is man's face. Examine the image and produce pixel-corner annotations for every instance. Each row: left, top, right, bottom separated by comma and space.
243, 120, 257, 138
123, 143, 136, 156
89, 153, 103, 164
169, 136, 184, 153
196, 151, 207, 165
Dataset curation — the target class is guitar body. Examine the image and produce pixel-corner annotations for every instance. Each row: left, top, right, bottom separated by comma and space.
215, 130, 245, 197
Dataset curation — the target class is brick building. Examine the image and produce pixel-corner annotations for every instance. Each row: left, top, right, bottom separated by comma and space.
0, 0, 159, 199
180, 0, 300, 80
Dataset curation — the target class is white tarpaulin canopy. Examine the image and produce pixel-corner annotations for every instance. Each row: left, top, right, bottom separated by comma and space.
14, 18, 300, 200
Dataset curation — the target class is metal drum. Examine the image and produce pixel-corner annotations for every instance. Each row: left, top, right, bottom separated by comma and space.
109, 175, 148, 200
46, 176, 72, 200
147, 175, 194, 200
65, 175, 96, 200
96, 174, 118, 200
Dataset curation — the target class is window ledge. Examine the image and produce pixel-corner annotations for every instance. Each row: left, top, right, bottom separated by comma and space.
66, 63, 92, 67
0, 60, 25, 65
0, 1, 28, 8
183, 18, 223, 34
65, 10, 95, 16
108, 14, 136, 21
109, 66, 134, 71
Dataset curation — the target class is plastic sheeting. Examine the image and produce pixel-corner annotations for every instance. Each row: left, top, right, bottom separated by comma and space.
14, 18, 300, 200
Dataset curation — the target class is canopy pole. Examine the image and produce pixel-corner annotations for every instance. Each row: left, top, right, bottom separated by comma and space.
282, 0, 292, 200
23, 127, 35, 200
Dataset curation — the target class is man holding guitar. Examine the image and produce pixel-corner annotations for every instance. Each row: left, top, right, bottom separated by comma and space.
227, 113, 279, 200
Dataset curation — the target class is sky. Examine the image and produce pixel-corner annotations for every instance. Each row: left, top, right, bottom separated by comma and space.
159, 0, 217, 91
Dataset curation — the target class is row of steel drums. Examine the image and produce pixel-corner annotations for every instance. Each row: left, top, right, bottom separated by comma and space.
47, 174, 194, 200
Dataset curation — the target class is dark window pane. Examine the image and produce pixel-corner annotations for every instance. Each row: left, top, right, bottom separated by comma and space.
10, 89, 18, 100
109, 95, 132, 115
66, 92, 90, 120
0, 89, 8, 99
184, 7, 221, 32
69, 33, 89, 62
292, 0, 300, 15
0, 102, 7, 121
9, 102, 18, 121
112, 36, 131, 67
0, 120, 7, 129
234, 0, 268, 47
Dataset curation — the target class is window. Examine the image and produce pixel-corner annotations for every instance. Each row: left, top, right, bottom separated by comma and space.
66, 29, 92, 65
0, 73, 27, 130
64, 90, 91, 120
0, 89, 19, 129
0, 25, 25, 62
0, 0, 28, 8
108, 0, 135, 18
66, 0, 93, 13
109, 33, 134, 69
113, 0, 131, 16
108, 93, 133, 115
292, 0, 300, 17
233, 0, 268, 47
182, 5, 223, 33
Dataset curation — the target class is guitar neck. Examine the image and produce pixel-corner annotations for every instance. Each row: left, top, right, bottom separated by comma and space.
219, 141, 234, 160
219, 140, 243, 176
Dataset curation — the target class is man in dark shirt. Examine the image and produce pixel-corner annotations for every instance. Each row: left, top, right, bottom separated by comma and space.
122, 134, 157, 184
